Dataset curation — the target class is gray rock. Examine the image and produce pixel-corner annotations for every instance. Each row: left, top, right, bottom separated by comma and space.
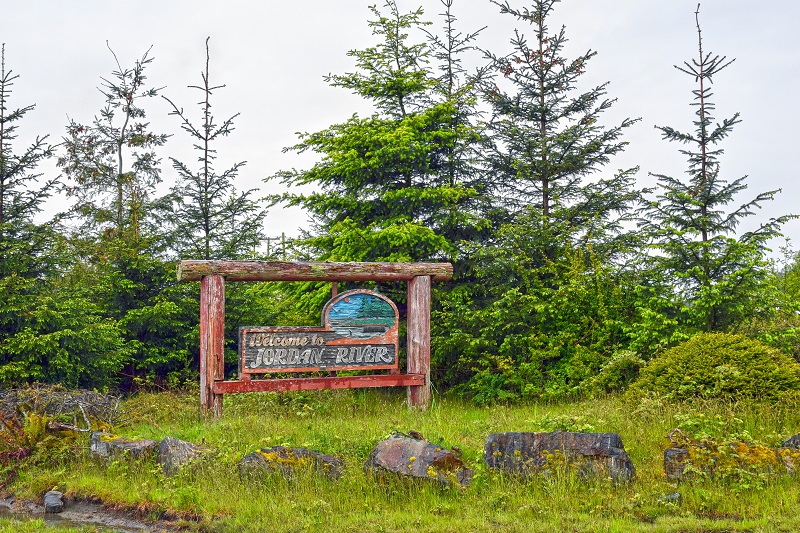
239, 446, 344, 480
782, 433, 800, 449
664, 447, 689, 480
157, 437, 202, 476
365, 435, 474, 486
658, 492, 682, 505
484, 431, 635, 482
43, 490, 63, 513
89, 431, 158, 460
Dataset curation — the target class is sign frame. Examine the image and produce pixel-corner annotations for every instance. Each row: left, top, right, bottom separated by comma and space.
239, 289, 400, 375
177, 261, 453, 416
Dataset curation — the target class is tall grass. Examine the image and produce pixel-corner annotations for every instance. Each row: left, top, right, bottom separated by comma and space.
11, 389, 800, 532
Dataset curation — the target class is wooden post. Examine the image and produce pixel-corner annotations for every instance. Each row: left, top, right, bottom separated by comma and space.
407, 275, 431, 410
200, 274, 225, 416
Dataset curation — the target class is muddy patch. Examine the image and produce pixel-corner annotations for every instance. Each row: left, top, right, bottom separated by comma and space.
0, 495, 178, 532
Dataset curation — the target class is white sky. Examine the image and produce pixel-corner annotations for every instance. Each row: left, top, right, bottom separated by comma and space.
3, 0, 799, 259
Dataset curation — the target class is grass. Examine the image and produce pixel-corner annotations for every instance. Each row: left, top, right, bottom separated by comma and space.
8, 389, 800, 532
0, 517, 99, 532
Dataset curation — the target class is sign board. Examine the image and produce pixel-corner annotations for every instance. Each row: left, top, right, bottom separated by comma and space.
239, 289, 399, 376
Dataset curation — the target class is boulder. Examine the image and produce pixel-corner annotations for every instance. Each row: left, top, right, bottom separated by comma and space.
239, 446, 344, 480
364, 434, 474, 486
664, 447, 689, 480
158, 436, 203, 476
484, 431, 635, 482
89, 431, 158, 460
43, 490, 64, 513
663, 437, 800, 480
782, 433, 800, 449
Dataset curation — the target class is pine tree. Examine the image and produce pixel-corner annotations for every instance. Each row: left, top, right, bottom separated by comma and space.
483, 0, 639, 238
59, 44, 168, 244
0, 45, 127, 387
640, 5, 793, 333
271, 0, 480, 266
163, 38, 267, 260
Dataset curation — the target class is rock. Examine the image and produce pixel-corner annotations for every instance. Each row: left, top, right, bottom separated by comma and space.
664, 433, 800, 480
43, 490, 63, 513
239, 446, 344, 480
657, 492, 682, 505
484, 431, 635, 483
364, 435, 474, 486
157, 437, 202, 476
664, 447, 689, 480
782, 433, 800, 449
89, 431, 158, 460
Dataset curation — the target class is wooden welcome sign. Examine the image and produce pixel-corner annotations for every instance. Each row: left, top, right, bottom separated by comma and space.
240, 289, 400, 375
177, 261, 453, 416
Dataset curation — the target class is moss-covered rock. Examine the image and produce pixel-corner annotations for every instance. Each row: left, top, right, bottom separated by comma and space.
238, 446, 343, 480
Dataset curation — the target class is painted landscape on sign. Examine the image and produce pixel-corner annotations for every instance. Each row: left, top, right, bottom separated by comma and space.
327, 293, 396, 339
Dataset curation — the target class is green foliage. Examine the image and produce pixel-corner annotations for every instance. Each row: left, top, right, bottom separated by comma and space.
0, 287, 127, 387
272, 1, 484, 267
433, 215, 640, 403
579, 350, 645, 396
58, 45, 168, 242
0, 46, 106, 388
68, 236, 198, 386
627, 332, 800, 402
53, 47, 203, 388
163, 38, 267, 261
639, 7, 793, 333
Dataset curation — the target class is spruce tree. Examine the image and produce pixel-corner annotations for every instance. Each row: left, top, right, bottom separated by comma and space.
482, 0, 639, 239
271, 0, 480, 265
640, 5, 792, 333
0, 45, 127, 387
432, 0, 642, 401
59, 44, 168, 244
163, 38, 267, 260
58, 47, 195, 387
0, 44, 56, 276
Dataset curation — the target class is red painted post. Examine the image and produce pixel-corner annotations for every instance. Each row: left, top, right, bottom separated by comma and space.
407, 275, 432, 409
200, 274, 225, 416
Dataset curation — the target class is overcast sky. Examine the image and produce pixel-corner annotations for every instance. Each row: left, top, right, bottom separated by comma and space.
3, 0, 799, 259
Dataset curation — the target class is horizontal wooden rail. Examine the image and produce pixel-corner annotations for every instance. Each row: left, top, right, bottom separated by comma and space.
214, 374, 425, 394
177, 260, 453, 283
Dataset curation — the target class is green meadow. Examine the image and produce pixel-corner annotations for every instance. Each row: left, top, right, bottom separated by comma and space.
6, 389, 800, 532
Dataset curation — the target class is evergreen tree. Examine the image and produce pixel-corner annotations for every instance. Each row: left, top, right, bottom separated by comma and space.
0, 44, 55, 276
270, 0, 487, 316
639, 5, 792, 333
0, 44, 127, 387
57, 47, 196, 387
423, 0, 490, 251
163, 38, 267, 260
271, 0, 480, 266
59, 44, 168, 244
432, 0, 642, 401
482, 0, 639, 239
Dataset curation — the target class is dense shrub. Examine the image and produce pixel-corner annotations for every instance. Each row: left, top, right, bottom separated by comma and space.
626, 332, 800, 402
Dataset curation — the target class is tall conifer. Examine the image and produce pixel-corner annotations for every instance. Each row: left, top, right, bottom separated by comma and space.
640, 5, 793, 332
163, 38, 267, 261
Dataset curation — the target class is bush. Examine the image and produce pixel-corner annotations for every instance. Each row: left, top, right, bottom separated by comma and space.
626, 332, 800, 402
580, 350, 645, 396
